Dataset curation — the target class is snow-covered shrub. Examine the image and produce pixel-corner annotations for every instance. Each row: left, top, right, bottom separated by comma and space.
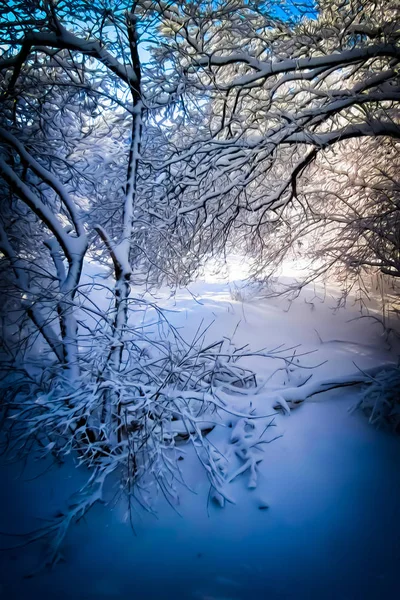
0, 296, 302, 567
354, 366, 400, 430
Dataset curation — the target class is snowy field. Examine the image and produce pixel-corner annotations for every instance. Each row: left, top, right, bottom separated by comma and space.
1, 268, 400, 599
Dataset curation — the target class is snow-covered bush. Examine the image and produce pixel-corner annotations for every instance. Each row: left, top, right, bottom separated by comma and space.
0, 294, 304, 566
353, 366, 400, 431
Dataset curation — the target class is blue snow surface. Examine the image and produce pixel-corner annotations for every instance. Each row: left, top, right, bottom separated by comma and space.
1, 276, 400, 599
1, 393, 400, 600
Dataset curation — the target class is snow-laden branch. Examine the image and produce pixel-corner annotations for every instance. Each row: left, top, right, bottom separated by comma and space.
192, 44, 400, 90
0, 128, 85, 238
0, 157, 74, 259
0, 224, 64, 361
2, 26, 139, 92
255, 363, 398, 412
284, 121, 400, 147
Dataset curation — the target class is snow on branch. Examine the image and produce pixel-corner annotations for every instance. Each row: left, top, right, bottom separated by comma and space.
193, 44, 400, 90
3, 28, 139, 92
0, 127, 85, 238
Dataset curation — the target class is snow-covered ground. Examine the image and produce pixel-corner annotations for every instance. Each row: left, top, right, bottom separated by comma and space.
1, 271, 400, 599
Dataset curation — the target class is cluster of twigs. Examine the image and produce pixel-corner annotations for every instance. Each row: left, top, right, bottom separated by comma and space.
352, 366, 400, 430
